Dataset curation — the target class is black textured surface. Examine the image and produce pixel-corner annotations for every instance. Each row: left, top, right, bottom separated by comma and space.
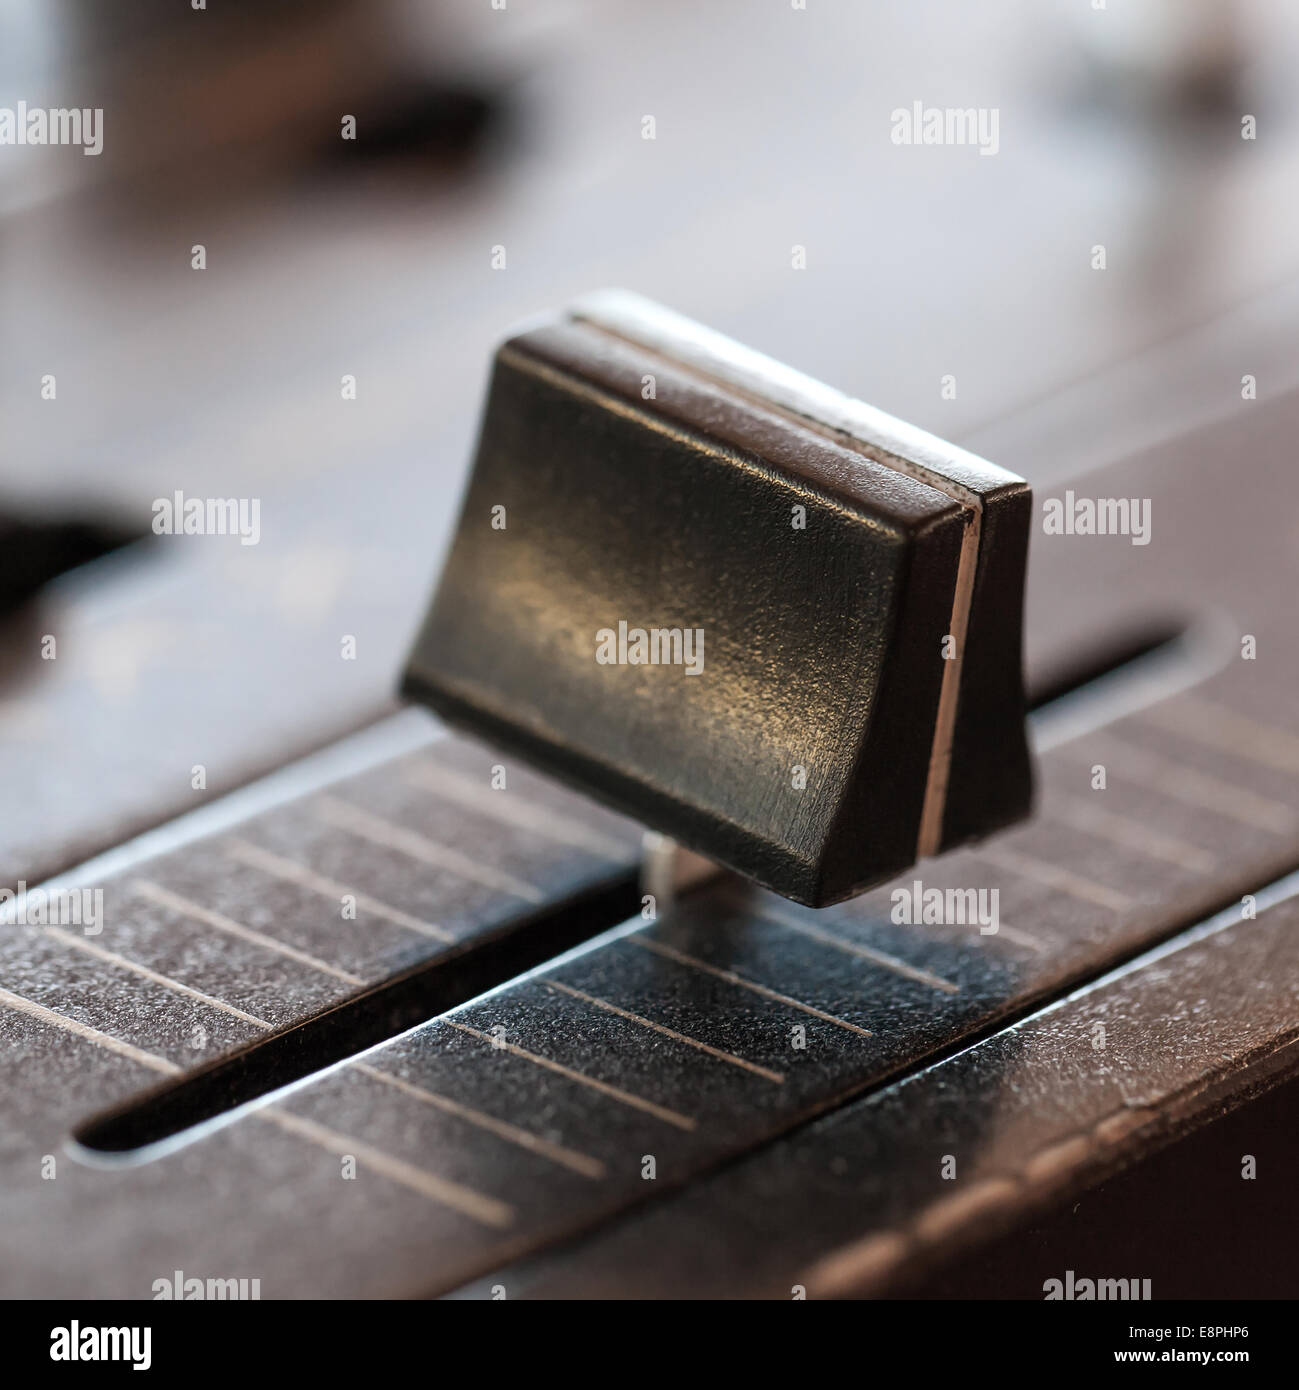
472, 891, 1299, 1299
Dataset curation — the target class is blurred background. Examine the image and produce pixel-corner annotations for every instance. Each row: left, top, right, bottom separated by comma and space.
4, 0, 1299, 887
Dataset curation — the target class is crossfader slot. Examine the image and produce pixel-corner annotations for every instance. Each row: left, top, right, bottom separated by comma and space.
72, 871, 639, 1159
72, 614, 1229, 1160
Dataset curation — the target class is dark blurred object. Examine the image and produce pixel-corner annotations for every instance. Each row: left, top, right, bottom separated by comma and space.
1069, 0, 1249, 116
7, 0, 513, 209
0, 508, 143, 615
321, 81, 504, 168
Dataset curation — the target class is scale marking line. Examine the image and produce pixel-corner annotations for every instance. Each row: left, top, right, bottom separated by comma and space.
1046, 794, 1214, 874
1146, 695, 1299, 775
353, 1062, 607, 1178
315, 795, 543, 902
744, 902, 960, 995
977, 846, 1133, 914
630, 936, 873, 1038
254, 1108, 515, 1228
445, 1020, 697, 1131
541, 978, 785, 1083
406, 761, 632, 860
42, 927, 271, 1029
134, 879, 364, 985
0, 985, 180, 1075
1098, 733, 1295, 834
226, 838, 454, 941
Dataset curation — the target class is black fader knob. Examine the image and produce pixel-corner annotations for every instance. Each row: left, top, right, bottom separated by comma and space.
402, 291, 1033, 907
